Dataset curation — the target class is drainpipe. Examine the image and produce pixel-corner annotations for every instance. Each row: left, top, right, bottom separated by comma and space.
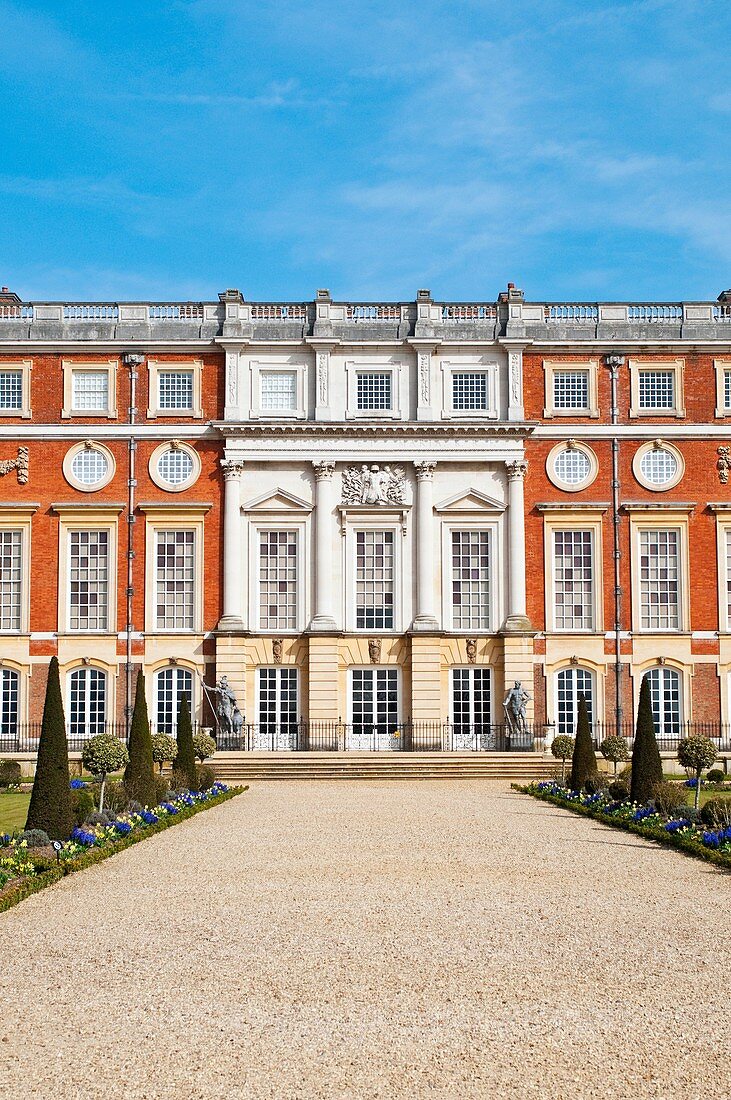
605, 355, 625, 735
122, 353, 144, 740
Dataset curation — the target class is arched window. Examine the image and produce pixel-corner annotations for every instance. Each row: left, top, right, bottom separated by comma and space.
69, 667, 107, 741
0, 668, 19, 737
642, 668, 681, 739
555, 667, 594, 736
155, 667, 193, 734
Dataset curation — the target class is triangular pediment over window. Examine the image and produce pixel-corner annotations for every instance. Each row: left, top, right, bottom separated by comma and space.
242, 488, 313, 513
434, 488, 505, 514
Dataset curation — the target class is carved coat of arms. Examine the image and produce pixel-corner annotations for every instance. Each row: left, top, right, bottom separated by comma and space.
341, 464, 406, 505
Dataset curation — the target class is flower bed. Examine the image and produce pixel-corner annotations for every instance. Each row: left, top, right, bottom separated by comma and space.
513, 781, 731, 871
0, 782, 245, 914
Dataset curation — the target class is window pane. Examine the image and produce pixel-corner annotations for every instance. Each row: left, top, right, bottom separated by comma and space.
69, 530, 108, 631
452, 373, 488, 410
156, 530, 195, 629
261, 372, 297, 411
451, 530, 490, 630
72, 371, 109, 411
157, 447, 194, 485
158, 371, 193, 410
452, 667, 492, 727
69, 668, 107, 739
356, 373, 392, 410
0, 530, 22, 631
556, 668, 594, 735
155, 667, 193, 733
639, 447, 677, 486
725, 370, 731, 410
259, 531, 298, 630
0, 371, 22, 410
0, 668, 19, 736
553, 370, 589, 410
356, 530, 394, 629
639, 529, 679, 630
553, 448, 590, 485
643, 668, 680, 737
257, 668, 298, 729
638, 370, 674, 409
71, 447, 109, 486
351, 668, 398, 727
553, 530, 593, 630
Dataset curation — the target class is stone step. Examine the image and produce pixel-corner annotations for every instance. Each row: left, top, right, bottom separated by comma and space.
210, 752, 558, 782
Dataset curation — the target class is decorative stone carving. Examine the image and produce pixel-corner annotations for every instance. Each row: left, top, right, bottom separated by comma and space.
313, 460, 335, 481
226, 353, 238, 404
0, 446, 28, 485
717, 446, 730, 484
317, 353, 328, 404
509, 352, 521, 402
342, 464, 406, 505
418, 354, 430, 403
368, 638, 382, 664
272, 638, 283, 664
413, 460, 435, 482
466, 638, 477, 664
220, 458, 245, 481
506, 459, 528, 482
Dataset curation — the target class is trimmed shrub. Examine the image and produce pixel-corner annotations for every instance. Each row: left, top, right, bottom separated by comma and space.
619, 764, 632, 785
124, 671, 156, 808
600, 735, 630, 775
82, 735, 129, 812
630, 677, 663, 806
151, 734, 178, 775
706, 769, 725, 785
699, 797, 731, 830
175, 694, 197, 790
170, 768, 192, 794
196, 764, 216, 791
608, 780, 630, 801
651, 781, 688, 817
550, 736, 574, 784
25, 657, 75, 841
0, 760, 22, 788
677, 736, 717, 811
154, 775, 171, 804
16, 829, 51, 847
193, 733, 216, 763
70, 788, 95, 826
570, 694, 597, 792
102, 779, 128, 813
584, 772, 608, 794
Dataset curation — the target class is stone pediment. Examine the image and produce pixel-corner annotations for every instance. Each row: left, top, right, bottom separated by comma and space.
242, 488, 313, 513
434, 488, 505, 514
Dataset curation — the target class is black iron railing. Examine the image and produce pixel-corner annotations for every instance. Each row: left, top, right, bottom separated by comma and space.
0, 720, 204, 755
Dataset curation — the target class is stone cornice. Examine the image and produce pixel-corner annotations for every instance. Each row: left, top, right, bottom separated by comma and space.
213, 420, 535, 438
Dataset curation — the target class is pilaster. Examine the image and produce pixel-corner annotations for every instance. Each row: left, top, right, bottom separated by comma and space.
410, 636, 442, 722
307, 635, 340, 721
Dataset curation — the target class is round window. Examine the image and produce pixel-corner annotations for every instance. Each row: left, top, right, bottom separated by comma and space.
546, 441, 598, 492
158, 448, 193, 486
553, 448, 590, 485
632, 441, 684, 492
149, 441, 201, 492
72, 447, 109, 486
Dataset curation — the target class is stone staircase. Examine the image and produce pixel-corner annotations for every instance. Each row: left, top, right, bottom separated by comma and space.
210, 751, 559, 782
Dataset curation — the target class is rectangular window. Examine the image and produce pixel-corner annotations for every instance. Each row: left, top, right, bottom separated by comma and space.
639, 529, 679, 630
72, 370, 109, 411
0, 530, 21, 631
259, 531, 298, 630
260, 371, 297, 411
69, 530, 109, 631
355, 530, 394, 629
155, 530, 195, 630
156, 667, 193, 734
638, 370, 674, 410
0, 371, 23, 411
158, 371, 193, 410
451, 530, 490, 630
351, 668, 398, 731
357, 372, 392, 410
257, 667, 298, 741
553, 370, 589, 411
725, 370, 731, 411
0, 668, 19, 736
452, 372, 488, 411
553, 530, 594, 630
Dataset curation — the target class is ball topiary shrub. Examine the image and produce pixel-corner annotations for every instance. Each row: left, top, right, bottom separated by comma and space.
102, 779, 128, 813
196, 764, 216, 791
550, 736, 574, 784
608, 780, 630, 801
151, 734, 178, 775
0, 759, 22, 788
192, 733, 216, 763
584, 772, 608, 794
677, 736, 717, 810
651, 780, 688, 817
154, 775, 171, 804
82, 735, 129, 812
600, 735, 630, 776
70, 787, 95, 826
699, 797, 731, 829
706, 769, 725, 785
16, 828, 51, 847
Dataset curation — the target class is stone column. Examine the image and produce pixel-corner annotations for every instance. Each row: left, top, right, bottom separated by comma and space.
504, 459, 531, 631
218, 458, 245, 629
412, 460, 439, 630
310, 460, 337, 630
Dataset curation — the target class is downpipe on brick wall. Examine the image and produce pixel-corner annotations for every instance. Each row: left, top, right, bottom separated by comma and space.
605, 354, 625, 732
122, 353, 144, 741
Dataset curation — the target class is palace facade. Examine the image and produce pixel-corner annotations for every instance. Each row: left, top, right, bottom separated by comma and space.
1, 283, 730, 752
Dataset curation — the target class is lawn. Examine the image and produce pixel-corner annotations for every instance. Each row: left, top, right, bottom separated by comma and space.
0, 792, 31, 833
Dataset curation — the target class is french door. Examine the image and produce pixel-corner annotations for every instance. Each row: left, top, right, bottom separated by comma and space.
451, 667, 493, 750
255, 667, 299, 750
349, 668, 400, 750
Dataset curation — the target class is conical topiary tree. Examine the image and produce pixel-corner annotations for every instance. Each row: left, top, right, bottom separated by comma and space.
570, 693, 598, 792
26, 656, 75, 840
175, 692, 197, 790
631, 675, 663, 805
123, 670, 156, 807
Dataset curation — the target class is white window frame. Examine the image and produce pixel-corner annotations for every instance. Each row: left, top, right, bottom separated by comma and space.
62, 360, 118, 419
148, 441, 201, 493
552, 665, 597, 736
255, 666, 300, 726
545, 440, 599, 493
449, 666, 493, 726
347, 666, 402, 726
714, 511, 731, 633
248, 519, 306, 633
345, 517, 404, 631
62, 440, 116, 493
628, 358, 685, 419
0, 506, 33, 633
544, 513, 603, 633
713, 358, 731, 418
345, 359, 403, 420
152, 664, 196, 734
629, 512, 689, 633
440, 358, 499, 419
55, 507, 120, 635
142, 507, 207, 634
0, 360, 32, 418
637, 665, 684, 738
543, 359, 599, 418
147, 359, 203, 419
441, 519, 500, 632
0, 665, 23, 735
631, 439, 685, 492
66, 665, 109, 739
249, 360, 307, 420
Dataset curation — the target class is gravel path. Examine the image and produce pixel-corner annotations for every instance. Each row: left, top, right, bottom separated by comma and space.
0, 782, 728, 1100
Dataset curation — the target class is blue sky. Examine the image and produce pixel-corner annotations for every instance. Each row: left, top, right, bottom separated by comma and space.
1, 0, 730, 302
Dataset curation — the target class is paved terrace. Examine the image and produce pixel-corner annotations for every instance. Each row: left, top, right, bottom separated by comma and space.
0, 782, 728, 1100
